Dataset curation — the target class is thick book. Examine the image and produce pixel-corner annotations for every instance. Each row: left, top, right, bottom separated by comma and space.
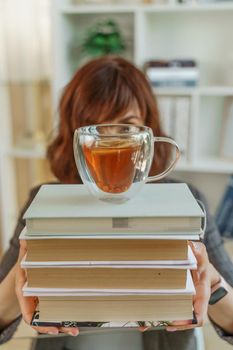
23, 183, 204, 236
31, 310, 197, 329
20, 227, 189, 262
38, 295, 193, 323
29, 272, 195, 322
22, 247, 196, 290
24, 267, 187, 290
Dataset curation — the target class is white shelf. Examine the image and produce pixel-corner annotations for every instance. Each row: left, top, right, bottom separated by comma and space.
142, 2, 233, 13
61, 2, 233, 14
154, 86, 233, 97
6, 146, 233, 174
198, 86, 233, 96
62, 4, 136, 14
176, 157, 233, 174
6, 147, 46, 159
154, 87, 196, 96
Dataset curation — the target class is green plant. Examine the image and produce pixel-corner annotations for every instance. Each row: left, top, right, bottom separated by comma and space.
82, 19, 126, 57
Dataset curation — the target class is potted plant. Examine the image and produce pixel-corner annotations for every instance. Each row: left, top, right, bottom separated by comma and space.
82, 19, 126, 56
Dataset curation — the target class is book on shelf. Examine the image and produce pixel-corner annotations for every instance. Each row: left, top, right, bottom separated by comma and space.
174, 97, 190, 160
23, 183, 204, 236
157, 96, 174, 138
21, 246, 196, 290
220, 100, 233, 161
20, 227, 189, 262
25, 271, 195, 323
156, 96, 190, 160
145, 59, 199, 87
145, 59, 197, 68
215, 176, 233, 239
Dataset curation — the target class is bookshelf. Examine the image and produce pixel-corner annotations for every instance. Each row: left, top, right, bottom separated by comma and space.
1, 0, 233, 251
51, 0, 233, 173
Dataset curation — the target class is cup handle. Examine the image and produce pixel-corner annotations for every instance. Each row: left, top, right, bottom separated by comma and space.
146, 137, 180, 183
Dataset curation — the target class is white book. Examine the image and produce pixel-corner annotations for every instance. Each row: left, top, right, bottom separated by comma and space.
23, 183, 204, 236
221, 101, 233, 160
174, 97, 190, 160
157, 97, 174, 137
19, 227, 200, 241
146, 68, 199, 80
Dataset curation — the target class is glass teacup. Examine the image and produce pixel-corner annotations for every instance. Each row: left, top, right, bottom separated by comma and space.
73, 124, 180, 203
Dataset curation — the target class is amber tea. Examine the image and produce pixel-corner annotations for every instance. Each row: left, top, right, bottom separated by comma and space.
83, 141, 142, 193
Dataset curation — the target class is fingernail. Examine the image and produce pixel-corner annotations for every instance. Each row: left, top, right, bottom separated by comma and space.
48, 330, 58, 335
167, 328, 177, 332
69, 330, 79, 336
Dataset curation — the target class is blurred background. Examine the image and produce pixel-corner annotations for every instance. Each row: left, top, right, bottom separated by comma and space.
0, 0, 233, 349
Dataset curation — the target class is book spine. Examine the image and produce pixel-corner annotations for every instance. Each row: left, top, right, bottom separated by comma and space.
174, 97, 190, 161
215, 176, 233, 238
157, 97, 174, 137
151, 81, 198, 88
146, 68, 199, 80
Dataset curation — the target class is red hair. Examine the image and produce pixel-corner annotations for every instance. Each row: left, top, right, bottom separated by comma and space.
47, 56, 171, 183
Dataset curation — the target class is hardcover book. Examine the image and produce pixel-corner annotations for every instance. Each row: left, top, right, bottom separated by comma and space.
31, 310, 197, 329
23, 183, 204, 236
27, 271, 195, 323
20, 228, 190, 262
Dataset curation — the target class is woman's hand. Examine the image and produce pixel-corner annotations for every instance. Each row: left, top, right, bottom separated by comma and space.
15, 239, 79, 336
166, 241, 212, 332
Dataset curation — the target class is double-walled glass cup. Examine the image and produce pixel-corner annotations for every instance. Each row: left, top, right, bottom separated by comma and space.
73, 124, 180, 203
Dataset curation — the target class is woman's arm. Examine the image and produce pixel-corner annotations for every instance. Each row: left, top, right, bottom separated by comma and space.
166, 241, 233, 338
0, 265, 20, 330
190, 186, 233, 286
208, 264, 233, 336
0, 185, 43, 344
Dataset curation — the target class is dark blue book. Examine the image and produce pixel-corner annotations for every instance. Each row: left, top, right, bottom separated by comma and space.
216, 176, 233, 239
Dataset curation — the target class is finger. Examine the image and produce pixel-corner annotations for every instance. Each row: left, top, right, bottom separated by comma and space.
59, 327, 79, 336
15, 261, 38, 325
16, 295, 38, 325
192, 272, 210, 326
189, 241, 211, 325
167, 319, 193, 327
167, 324, 197, 332
18, 239, 27, 261
32, 326, 59, 335
138, 326, 151, 332
189, 241, 209, 272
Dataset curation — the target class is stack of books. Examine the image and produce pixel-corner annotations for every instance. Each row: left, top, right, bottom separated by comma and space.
144, 59, 199, 87
20, 183, 204, 328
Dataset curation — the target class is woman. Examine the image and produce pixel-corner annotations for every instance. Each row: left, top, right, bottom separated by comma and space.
0, 56, 233, 349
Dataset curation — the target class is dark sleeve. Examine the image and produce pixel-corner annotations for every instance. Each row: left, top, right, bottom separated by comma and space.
0, 185, 42, 281
188, 185, 233, 287
209, 318, 233, 345
0, 185, 42, 344
0, 316, 22, 345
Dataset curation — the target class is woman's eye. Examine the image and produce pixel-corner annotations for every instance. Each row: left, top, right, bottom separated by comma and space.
121, 118, 138, 125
